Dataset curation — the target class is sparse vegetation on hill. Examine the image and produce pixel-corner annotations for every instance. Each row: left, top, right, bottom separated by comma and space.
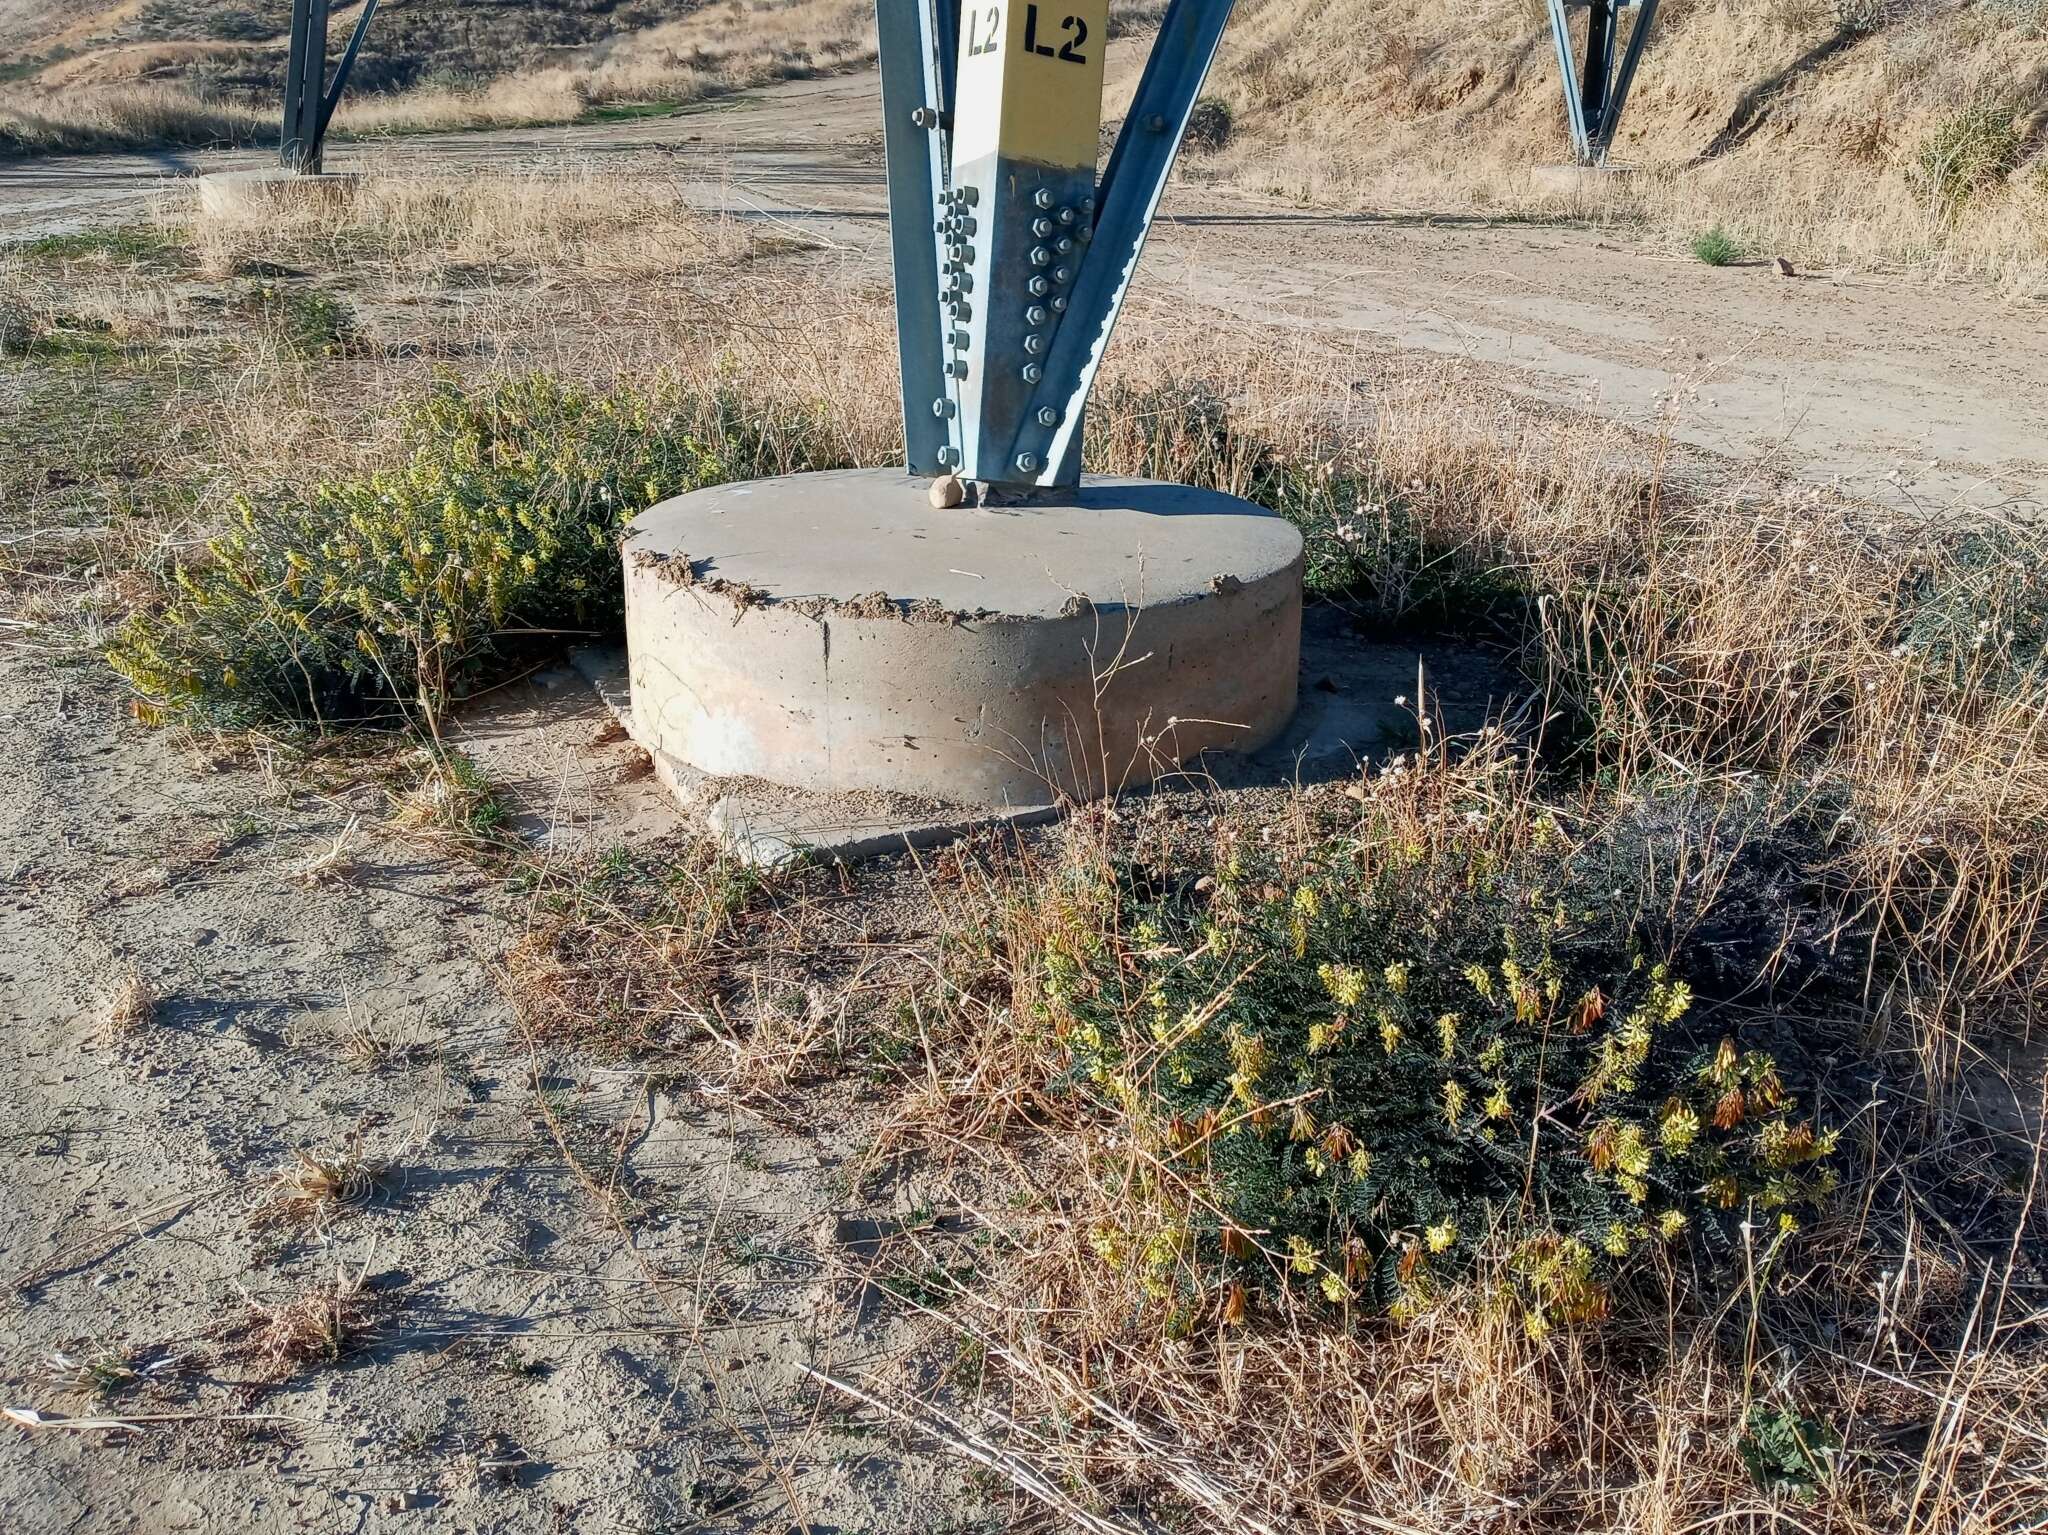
1, 0, 876, 151
7, 1, 2047, 284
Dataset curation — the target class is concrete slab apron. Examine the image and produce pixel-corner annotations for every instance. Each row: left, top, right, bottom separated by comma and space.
615, 467, 1305, 861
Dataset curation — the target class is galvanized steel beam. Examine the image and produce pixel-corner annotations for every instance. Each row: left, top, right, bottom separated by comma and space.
1598, 0, 1660, 161
1546, 0, 1659, 164
1011, 0, 1236, 488
878, 0, 1235, 489
945, 0, 1114, 486
280, 0, 380, 174
878, 0, 963, 476
281, 0, 330, 173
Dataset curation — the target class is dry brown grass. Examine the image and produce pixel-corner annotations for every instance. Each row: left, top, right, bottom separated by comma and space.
249, 1142, 383, 1232
0, 80, 263, 154
330, 0, 875, 139
238, 1263, 377, 1378
99, 970, 155, 1043
181, 163, 750, 285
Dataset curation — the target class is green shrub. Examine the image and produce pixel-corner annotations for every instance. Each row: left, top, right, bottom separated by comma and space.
1036, 753, 1835, 1335
1739, 1402, 1840, 1496
1917, 102, 2022, 215
18, 224, 184, 269
1182, 96, 1234, 153
1896, 526, 2048, 697
108, 373, 745, 732
1691, 225, 1742, 266
243, 284, 363, 359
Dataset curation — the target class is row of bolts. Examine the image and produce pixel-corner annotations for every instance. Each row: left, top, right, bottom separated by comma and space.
929, 183, 1095, 476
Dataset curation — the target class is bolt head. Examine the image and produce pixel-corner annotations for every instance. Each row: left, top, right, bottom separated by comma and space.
932, 398, 948, 417
960, 185, 979, 206
1057, 206, 1076, 225
1053, 266, 1072, 284
1050, 294, 1068, 313
949, 360, 970, 378
1056, 236, 1074, 255
1015, 452, 1039, 473
1146, 114, 1168, 133
1075, 225, 1092, 244
1082, 196, 1095, 213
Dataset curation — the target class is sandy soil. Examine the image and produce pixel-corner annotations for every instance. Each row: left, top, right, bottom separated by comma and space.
0, 653, 995, 1532
5, 70, 2043, 515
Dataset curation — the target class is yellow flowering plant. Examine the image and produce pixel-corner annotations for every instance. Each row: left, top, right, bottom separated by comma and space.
1043, 771, 1835, 1334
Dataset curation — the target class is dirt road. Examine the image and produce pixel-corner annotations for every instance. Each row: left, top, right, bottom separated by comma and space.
4, 70, 2042, 515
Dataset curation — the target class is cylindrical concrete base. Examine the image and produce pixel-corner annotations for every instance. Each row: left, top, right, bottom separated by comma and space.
197, 168, 361, 219
622, 469, 1304, 808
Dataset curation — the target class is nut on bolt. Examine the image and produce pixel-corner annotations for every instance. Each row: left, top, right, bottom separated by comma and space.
1036, 406, 1061, 427
1015, 452, 1039, 473
1033, 188, 1054, 210
1021, 362, 1044, 383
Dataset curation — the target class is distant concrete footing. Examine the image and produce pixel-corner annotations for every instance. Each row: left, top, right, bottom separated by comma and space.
622, 468, 1306, 812
1527, 161, 1637, 198
196, 168, 361, 218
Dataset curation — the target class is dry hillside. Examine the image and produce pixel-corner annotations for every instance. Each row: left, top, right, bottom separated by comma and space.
1196, 0, 2048, 283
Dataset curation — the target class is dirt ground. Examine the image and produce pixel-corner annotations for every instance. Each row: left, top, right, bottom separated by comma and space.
5, 70, 2044, 516
0, 645, 1019, 1532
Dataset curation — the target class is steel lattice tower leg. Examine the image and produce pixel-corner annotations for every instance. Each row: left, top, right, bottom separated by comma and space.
1545, 0, 1661, 164
280, 0, 382, 175
878, 0, 1238, 490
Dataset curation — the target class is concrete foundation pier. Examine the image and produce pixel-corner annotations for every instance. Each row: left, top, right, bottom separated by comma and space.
196, 168, 361, 219
621, 468, 1304, 810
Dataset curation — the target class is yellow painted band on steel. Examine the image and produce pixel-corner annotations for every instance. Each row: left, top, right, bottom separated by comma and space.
952, 0, 1110, 171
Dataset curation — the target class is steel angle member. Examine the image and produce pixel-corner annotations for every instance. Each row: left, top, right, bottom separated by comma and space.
947, 0, 1111, 484
1010, 0, 1236, 488
879, 0, 964, 475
